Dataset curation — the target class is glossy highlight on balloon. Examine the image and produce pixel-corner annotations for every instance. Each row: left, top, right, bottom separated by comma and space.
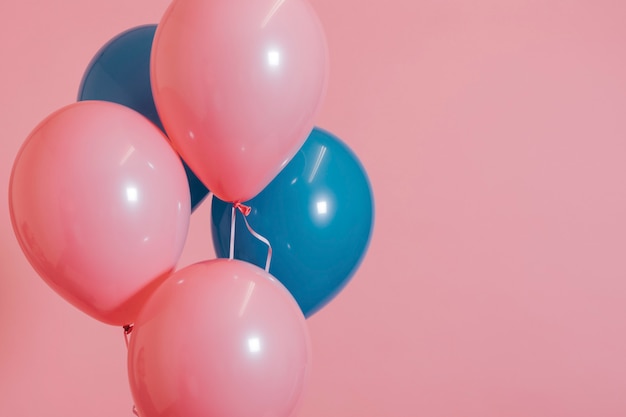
78, 24, 209, 209
9, 101, 191, 325
151, 0, 329, 202
128, 259, 311, 417
211, 128, 374, 317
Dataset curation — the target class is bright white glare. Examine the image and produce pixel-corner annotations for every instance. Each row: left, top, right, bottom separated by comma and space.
268, 50, 280, 67
126, 187, 138, 202
248, 337, 261, 353
312, 194, 334, 226
316, 200, 328, 215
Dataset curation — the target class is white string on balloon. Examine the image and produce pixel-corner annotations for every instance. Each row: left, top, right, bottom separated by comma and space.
229, 205, 237, 260
227, 199, 273, 272
124, 196, 274, 417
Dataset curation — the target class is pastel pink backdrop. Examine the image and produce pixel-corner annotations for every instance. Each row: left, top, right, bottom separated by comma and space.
1, 1, 625, 416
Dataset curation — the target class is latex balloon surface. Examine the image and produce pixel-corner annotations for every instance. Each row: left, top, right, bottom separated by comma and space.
152, 0, 329, 202
128, 259, 311, 417
9, 101, 190, 325
78, 24, 209, 209
211, 128, 374, 317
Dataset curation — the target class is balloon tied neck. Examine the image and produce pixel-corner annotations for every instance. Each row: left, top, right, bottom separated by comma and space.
123, 324, 134, 335
123, 324, 134, 350
234, 202, 251, 216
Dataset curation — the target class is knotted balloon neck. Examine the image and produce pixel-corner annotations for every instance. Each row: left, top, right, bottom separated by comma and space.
234, 202, 251, 216
123, 324, 133, 348
228, 201, 273, 272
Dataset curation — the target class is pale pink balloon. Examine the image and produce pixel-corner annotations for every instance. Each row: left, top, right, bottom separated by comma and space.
127, 259, 311, 417
9, 101, 190, 325
151, 0, 329, 202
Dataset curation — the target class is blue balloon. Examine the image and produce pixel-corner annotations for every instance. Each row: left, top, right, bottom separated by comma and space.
78, 25, 209, 210
211, 128, 374, 317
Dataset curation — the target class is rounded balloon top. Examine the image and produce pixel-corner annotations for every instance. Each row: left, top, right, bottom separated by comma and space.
211, 127, 374, 317
151, 0, 329, 202
128, 259, 311, 417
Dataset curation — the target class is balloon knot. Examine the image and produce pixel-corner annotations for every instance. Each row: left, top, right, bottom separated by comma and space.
234, 202, 251, 216
123, 324, 134, 335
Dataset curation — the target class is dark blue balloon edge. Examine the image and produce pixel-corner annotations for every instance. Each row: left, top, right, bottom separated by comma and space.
77, 24, 210, 210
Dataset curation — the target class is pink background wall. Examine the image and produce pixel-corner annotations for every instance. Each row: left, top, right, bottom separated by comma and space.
2, 0, 626, 416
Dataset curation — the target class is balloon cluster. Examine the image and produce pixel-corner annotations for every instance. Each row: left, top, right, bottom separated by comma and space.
8, 1, 373, 416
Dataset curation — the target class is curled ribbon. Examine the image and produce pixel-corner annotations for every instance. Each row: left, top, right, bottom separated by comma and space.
227, 200, 273, 272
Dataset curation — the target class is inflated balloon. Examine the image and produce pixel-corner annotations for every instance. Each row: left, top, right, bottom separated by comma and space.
152, 0, 329, 202
78, 24, 209, 209
9, 101, 191, 325
211, 128, 374, 317
128, 259, 311, 417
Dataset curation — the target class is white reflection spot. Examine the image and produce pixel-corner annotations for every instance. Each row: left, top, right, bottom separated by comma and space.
262, 0, 287, 27
312, 193, 334, 226
316, 200, 328, 215
248, 337, 261, 353
268, 50, 280, 67
126, 187, 138, 202
239, 282, 256, 317
120, 146, 136, 166
308, 146, 327, 183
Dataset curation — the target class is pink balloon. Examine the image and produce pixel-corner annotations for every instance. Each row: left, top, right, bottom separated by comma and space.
9, 101, 190, 325
151, 0, 329, 202
127, 259, 311, 417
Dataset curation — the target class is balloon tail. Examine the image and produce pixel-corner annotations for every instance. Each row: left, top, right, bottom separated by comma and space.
123, 325, 140, 417
231, 202, 272, 272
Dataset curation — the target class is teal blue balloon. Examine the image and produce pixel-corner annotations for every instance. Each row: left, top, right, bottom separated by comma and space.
211, 128, 374, 317
78, 25, 209, 210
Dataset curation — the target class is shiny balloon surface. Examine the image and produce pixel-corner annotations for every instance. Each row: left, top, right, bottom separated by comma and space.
211, 128, 374, 317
